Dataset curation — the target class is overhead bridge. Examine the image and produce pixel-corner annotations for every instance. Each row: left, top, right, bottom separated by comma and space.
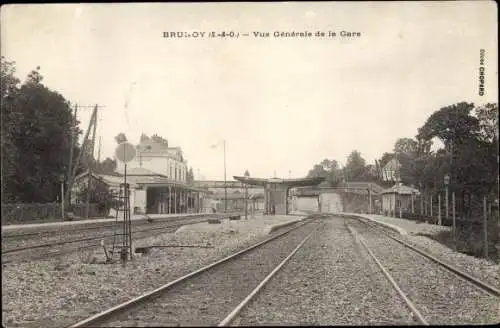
193, 180, 255, 189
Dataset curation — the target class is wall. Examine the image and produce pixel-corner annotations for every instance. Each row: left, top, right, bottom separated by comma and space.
382, 193, 395, 214
294, 196, 319, 212
134, 189, 147, 213
319, 192, 343, 214
116, 156, 187, 182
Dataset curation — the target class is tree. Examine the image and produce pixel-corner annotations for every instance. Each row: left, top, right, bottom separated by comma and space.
115, 133, 128, 144
345, 151, 366, 181
475, 103, 498, 143
1, 57, 21, 202
414, 102, 498, 215
95, 157, 117, 174
76, 179, 116, 215
306, 159, 340, 186
394, 138, 418, 155
392, 137, 419, 186
2, 62, 75, 202
417, 102, 480, 152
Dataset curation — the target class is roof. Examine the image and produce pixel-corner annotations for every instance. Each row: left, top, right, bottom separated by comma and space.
233, 176, 325, 187
382, 183, 420, 195
125, 167, 162, 176
337, 181, 384, 194
383, 158, 401, 171
75, 169, 204, 192
74, 171, 139, 188
292, 181, 384, 196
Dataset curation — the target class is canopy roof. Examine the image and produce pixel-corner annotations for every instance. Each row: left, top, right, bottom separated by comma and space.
382, 183, 420, 195
233, 176, 325, 187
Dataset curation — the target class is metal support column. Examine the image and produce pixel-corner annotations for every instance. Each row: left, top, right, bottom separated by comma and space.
174, 186, 177, 214
167, 186, 171, 214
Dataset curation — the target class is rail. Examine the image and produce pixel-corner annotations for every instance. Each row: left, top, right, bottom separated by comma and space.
67, 216, 320, 327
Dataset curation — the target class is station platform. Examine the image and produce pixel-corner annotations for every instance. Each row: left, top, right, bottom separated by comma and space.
1, 213, 216, 234
340, 213, 451, 236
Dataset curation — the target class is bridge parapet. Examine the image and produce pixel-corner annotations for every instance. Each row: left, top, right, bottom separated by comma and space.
193, 180, 255, 189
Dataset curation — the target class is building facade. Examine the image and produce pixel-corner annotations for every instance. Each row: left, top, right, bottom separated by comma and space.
382, 158, 401, 182
116, 134, 188, 182
72, 169, 206, 217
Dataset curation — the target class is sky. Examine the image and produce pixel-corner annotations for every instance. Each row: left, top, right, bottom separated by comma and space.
1, 2, 498, 180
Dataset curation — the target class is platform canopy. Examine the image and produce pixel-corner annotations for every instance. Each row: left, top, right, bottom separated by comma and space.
233, 176, 325, 188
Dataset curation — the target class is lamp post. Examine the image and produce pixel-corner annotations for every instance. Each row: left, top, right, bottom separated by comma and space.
444, 174, 450, 220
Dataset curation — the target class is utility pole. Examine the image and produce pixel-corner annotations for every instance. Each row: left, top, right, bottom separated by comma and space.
97, 136, 102, 163
66, 104, 78, 206
65, 105, 104, 207
85, 105, 99, 220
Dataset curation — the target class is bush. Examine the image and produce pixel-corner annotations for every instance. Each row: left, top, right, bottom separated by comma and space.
427, 218, 499, 261
76, 180, 117, 216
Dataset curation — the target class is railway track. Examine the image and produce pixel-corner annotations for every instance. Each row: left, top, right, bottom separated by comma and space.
1, 214, 226, 240
353, 217, 500, 297
1, 215, 232, 264
67, 216, 324, 327
346, 219, 499, 325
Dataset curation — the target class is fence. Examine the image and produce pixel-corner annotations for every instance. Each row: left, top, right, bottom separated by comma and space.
1, 202, 106, 224
1, 203, 62, 224
386, 192, 498, 260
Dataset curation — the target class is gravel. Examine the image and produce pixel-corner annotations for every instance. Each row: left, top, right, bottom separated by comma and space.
401, 235, 500, 288
1, 215, 304, 328
1, 217, 213, 263
352, 216, 500, 289
361, 214, 451, 235
1, 216, 210, 251
235, 217, 415, 326
98, 220, 320, 327
350, 220, 499, 325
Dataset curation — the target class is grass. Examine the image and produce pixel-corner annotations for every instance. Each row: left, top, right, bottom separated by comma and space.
422, 219, 500, 263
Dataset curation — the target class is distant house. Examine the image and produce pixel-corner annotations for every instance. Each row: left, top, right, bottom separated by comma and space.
382, 158, 401, 182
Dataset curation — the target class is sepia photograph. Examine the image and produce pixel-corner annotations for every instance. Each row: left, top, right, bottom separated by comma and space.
1, 1, 498, 327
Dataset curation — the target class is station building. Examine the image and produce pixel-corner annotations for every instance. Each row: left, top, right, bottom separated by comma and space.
72, 134, 207, 216
381, 182, 420, 215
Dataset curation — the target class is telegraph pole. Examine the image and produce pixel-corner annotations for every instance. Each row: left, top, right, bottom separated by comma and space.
66, 104, 78, 205
65, 105, 104, 208
85, 105, 99, 220
97, 136, 102, 163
